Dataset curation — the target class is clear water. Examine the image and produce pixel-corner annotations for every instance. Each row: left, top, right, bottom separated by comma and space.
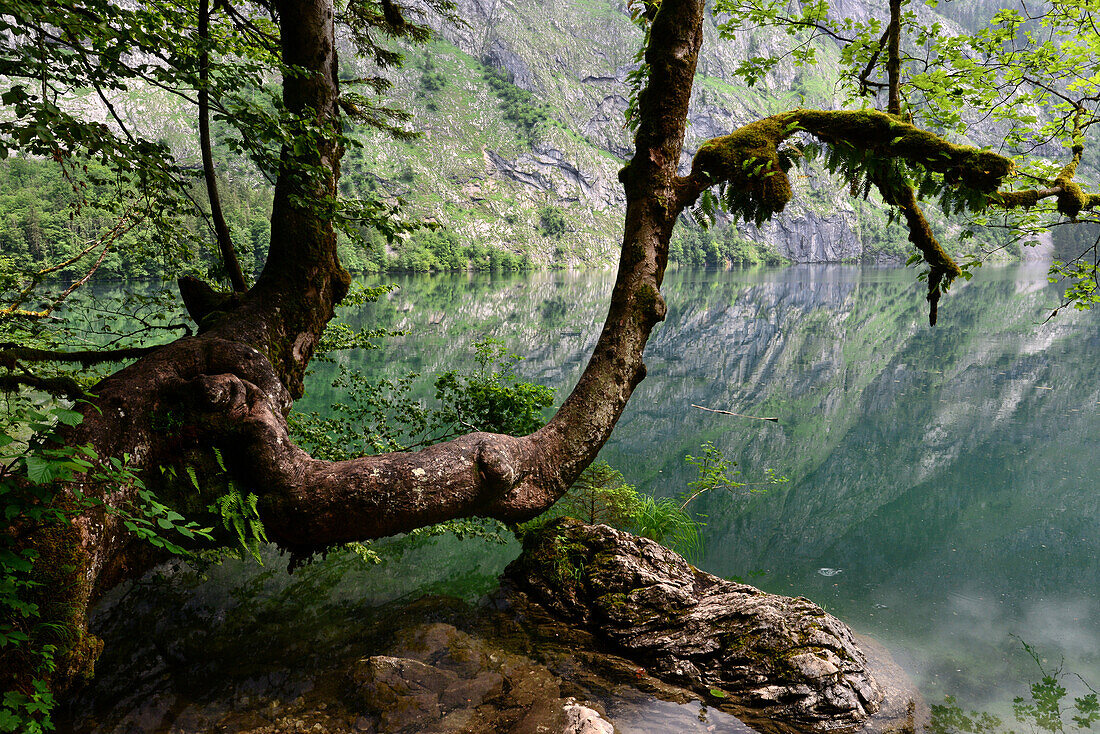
324, 264, 1100, 725
68, 265, 1100, 731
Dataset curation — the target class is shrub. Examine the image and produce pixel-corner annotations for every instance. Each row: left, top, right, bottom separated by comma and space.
538, 205, 567, 239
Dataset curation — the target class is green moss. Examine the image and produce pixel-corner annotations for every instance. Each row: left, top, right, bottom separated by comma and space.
519, 517, 590, 604
1051, 157, 1088, 218
993, 189, 1043, 209
1056, 181, 1086, 218
692, 116, 795, 222
24, 519, 102, 686
691, 109, 1013, 232
795, 109, 1013, 191
634, 282, 665, 326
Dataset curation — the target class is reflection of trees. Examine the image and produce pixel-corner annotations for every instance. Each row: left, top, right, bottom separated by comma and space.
927, 641, 1099, 734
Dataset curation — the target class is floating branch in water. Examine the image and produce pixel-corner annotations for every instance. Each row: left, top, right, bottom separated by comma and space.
691, 404, 779, 422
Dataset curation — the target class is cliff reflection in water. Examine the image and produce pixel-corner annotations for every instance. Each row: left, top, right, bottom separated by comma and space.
334, 265, 1099, 718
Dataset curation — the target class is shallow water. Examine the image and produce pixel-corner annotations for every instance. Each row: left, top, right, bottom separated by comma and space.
65, 265, 1100, 732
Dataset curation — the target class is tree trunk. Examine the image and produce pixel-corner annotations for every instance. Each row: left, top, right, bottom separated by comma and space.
14, 0, 709, 698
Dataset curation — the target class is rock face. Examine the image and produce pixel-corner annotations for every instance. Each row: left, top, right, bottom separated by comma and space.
505, 518, 885, 732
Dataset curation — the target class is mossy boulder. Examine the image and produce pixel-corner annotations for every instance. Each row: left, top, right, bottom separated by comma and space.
505, 518, 885, 732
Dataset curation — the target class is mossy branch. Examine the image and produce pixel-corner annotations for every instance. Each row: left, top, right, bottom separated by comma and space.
989, 145, 1100, 218
884, 180, 956, 326
0, 345, 157, 367
683, 109, 1016, 214
0, 373, 87, 399
679, 108, 1020, 325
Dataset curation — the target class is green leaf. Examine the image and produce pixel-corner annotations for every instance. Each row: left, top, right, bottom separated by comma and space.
23, 457, 54, 485
51, 409, 83, 427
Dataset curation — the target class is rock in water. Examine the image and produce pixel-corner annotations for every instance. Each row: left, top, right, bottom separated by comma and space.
504, 518, 885, 732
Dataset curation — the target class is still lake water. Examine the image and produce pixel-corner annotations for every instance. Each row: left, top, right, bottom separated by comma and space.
327, 264, 1100, 719
71, 265, 1100, 731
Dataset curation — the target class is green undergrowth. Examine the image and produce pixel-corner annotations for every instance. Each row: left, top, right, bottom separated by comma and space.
521, 460, 702, 559
0, 403, 213, 733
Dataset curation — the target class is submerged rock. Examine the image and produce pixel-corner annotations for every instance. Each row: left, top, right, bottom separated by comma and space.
504, 518, 886, 732
344, 621, 613, 733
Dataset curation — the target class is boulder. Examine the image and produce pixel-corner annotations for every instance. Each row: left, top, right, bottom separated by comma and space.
504, 518, 886, 732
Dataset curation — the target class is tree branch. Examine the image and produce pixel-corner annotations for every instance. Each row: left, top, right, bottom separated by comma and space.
0, 372, 86, 399
857, 27, 891, 98
199, 0, 249, 293
68, 0, 710, 555
991, 139, 1100, 217
1, 210, 142, 320
678, 109, 1014, 212
0, 346, 158, 367
886, 0, 902, 116
675, 109, 1019, 323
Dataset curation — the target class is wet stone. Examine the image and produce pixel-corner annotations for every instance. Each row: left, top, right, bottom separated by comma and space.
503, 518, 888, 732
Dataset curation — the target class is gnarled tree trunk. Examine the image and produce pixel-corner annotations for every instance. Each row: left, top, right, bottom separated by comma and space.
19, 0, 707, 697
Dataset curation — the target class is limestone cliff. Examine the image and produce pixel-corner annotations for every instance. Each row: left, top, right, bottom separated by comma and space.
347, 0, 1017, 266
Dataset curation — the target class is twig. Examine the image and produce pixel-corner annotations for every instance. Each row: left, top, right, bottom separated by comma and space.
690, 404, 779, 422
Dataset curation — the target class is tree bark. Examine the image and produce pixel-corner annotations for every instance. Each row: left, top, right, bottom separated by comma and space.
12, 0, 708, 697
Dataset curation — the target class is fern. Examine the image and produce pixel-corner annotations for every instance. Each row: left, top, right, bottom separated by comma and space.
212, 480, 268, 564
689, 189, 720, 228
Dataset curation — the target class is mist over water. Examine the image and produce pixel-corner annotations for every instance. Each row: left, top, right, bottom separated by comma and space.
341, 264, 1100, 717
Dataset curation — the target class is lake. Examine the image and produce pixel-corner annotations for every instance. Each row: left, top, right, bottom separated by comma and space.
66, 265, 1100, 732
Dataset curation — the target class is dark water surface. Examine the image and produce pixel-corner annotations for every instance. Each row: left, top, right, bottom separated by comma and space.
68, 265, 1100, 731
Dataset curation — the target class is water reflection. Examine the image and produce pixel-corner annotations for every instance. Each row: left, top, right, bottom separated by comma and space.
64, 265, 1100, 731
331, 265, 1100, 720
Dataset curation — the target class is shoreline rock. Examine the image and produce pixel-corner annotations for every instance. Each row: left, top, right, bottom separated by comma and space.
58, 522, 924, 733
503, 518, 889, 732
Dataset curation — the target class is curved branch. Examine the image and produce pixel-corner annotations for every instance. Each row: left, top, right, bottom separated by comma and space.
879, 180, 954, 326
675, 109, 1017, 323
247, 0, 706, 545
677, 109, 1014, 213
0, 345, 158, 367
0, 372, 86, 399
857, 27, 891, 98
67, 0, 708, 557
991, 141, 1100, 217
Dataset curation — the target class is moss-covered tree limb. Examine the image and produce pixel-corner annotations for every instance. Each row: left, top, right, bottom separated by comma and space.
990, 145, 1100, 217
674, 108, 1026, 323
0, 346, 158, 367
679, 109, 1015, 211
0, 373, 86, 399
876, 177, 956, 326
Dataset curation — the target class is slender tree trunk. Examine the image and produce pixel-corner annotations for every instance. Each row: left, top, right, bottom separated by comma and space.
198, 0, 248, 293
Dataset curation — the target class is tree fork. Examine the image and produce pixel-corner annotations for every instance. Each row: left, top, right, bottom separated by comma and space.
9, 0, 709, 701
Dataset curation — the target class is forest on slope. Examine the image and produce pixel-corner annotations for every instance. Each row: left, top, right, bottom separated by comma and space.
2, 0, 1083, 279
